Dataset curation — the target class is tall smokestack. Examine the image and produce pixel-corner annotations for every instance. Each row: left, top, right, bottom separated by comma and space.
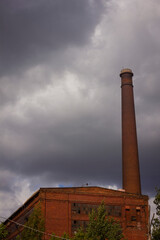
120, 69, 141, 194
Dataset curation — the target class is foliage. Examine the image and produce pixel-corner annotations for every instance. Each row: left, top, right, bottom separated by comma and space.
73, 227, 85, 240
49, 233, 57, 240
0, 223, 8, 239
152, 188, 160, 240
73, 202, 125, 240
49, 232, 70, 240
16, 203, 44, 240
49, 233, 56, 240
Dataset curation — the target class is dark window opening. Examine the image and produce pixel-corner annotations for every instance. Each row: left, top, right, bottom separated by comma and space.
131, 216, 136, 221
72, 220, 89, 234
71, 203, 121, 217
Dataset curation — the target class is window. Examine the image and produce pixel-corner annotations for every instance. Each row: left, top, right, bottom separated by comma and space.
71, 203, 121, 217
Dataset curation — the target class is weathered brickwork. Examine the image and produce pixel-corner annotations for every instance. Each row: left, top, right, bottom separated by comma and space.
120, 69, 141, 195
5, 187, 149, 240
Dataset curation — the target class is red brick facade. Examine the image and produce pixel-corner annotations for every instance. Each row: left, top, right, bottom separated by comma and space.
120, 69, 141, 195
5, 186, 149, 240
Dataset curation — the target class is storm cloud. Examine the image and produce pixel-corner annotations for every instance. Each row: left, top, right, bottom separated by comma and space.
0, 0, 160, 219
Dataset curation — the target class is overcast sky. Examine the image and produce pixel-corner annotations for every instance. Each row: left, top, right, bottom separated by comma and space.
0, 0, 160, 219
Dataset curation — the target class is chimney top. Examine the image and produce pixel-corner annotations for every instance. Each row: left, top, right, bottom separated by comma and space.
120, 68, 133, 77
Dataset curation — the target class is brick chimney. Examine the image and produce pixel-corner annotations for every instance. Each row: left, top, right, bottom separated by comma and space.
120, 69, 141, 194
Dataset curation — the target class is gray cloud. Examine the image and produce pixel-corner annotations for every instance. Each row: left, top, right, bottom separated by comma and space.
0, 0, 104, 76
0, 0, 160, 218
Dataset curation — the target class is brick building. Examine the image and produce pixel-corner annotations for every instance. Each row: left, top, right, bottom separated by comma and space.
4, 69, 150, 239
5, 186, 149, 240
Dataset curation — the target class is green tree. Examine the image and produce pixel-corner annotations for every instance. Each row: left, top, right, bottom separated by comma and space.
49, 233, 57, 240
73, 202, 125, 240
0, 223, 8, 239
16, 203, 44, 240
152, 188, 160, 240
49, 232, 69, 240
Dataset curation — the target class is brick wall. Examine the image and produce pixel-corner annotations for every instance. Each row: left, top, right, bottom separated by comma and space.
5, 187, 149, 240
